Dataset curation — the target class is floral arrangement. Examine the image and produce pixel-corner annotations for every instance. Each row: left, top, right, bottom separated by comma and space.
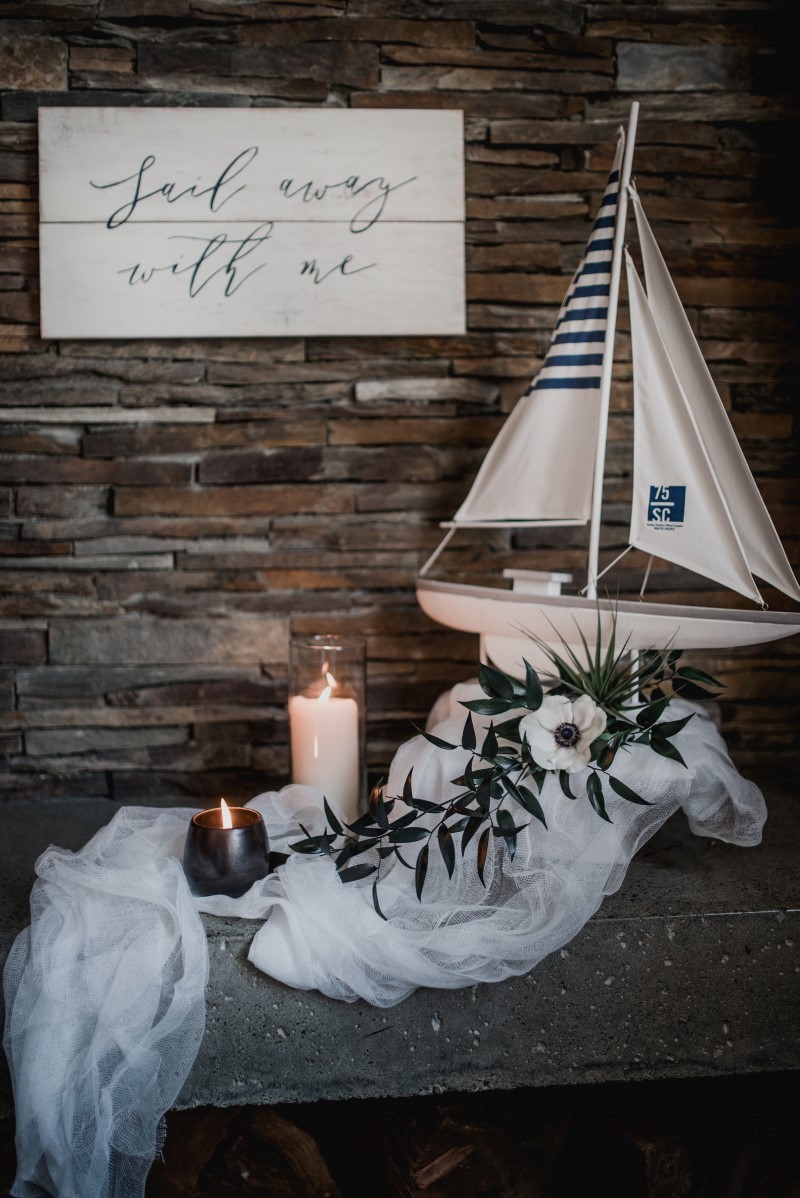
290, 621, 722, 916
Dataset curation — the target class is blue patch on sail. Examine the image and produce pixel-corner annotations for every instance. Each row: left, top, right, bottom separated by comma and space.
572, 284, 611, 299
557, 307, 608, 324
647, 485, 686, 527
552, 331, 606, 344
532, 376, 601, 390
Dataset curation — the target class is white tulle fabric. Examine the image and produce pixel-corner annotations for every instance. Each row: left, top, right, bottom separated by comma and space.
3, 686, 766, 1197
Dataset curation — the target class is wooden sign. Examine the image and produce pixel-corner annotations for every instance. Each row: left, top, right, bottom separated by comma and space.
38, 108, 465, 338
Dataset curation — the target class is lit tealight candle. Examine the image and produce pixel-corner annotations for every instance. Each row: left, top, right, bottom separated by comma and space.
289, 665, 361, 823
183, 797, 270, 898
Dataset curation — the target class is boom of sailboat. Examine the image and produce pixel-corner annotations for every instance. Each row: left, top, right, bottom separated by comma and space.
416, 101, 800, 675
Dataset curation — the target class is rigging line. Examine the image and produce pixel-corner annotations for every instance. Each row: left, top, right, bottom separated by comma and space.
638, 555, 654, 601
418, 526, 456, 578
579, 543, 633, 596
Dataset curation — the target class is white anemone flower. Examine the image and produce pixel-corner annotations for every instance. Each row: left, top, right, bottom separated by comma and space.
519, 694, 607, 774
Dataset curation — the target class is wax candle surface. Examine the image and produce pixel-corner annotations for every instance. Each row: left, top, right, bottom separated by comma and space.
289, 681, 360, 822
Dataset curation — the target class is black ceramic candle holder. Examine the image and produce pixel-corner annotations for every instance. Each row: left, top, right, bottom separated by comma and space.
183, 806, 270, 898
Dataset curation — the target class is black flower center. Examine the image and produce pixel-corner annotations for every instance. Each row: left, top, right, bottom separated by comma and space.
554, 722, 581, 748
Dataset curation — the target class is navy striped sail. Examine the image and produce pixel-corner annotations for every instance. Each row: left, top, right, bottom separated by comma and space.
451, 132, 624, 527
529, 145, 622, 394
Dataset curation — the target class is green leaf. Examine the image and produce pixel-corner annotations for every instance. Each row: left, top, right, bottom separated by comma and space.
319, 831, 336, 857
496, 808, 518, 860
636, 695, 672, 729
370, 787, 389, 831
499, 770, 521, 800
587, 772, 612, 823
482, 722, 499, 759
453, 792, 477, 814
345, 810, 382, 834
477, 826, 491, 887
405, 796, 441, 814
516, 784, 547, 828
595, 734, 622, 770
478, 662, 515, 700
654, 713, 694, 739
339, 863, 378, 883
475, 777, 492, 812
461, 815, 485, 857
493, 715, 522, 743
390, 810, 418, 831
335, 840, 358, 869
372, 874, 386, 920
438, 823, 456, 878
671, 677, 713, 701
417, 727, 457, 751
460, 698, 515, 717
323, 797, 342, 837
523, 658, 543, 711
461, 712, 477, 752
347, 836, 381, 858
394, 846, 414, 870
415, 843, 429, 901
403, 768, 414, 803
559, 771, 577, 800
650, 734, 687, 768
529, 767, 546, 794
675, 665, 723, 689
607, 775, 652, 806
289, 835, 325, 855
390, 827, 430, 843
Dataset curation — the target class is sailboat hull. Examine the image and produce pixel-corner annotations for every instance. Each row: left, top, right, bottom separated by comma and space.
417, 578, 800, 655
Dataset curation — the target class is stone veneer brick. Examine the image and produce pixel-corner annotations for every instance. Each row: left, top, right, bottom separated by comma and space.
0, 2, 797, 798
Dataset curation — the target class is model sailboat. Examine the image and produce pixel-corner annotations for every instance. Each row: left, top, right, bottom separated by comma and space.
416, 103, 800, 675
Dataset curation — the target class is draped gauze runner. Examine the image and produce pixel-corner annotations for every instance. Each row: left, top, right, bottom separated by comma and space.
4, 687, 766, 1198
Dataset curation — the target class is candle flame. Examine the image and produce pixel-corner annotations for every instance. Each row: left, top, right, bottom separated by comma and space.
326, 671, 336, 687
319, 685, 331, 704
318, 670, 336, 704
220, 797, 233, 829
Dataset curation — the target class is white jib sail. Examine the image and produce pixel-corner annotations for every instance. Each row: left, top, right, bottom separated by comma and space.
626, 251, 764, 604
452, 135, 625, 526
630, 186, 800, 603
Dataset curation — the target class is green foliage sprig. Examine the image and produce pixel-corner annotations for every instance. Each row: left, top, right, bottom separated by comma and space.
290, 617, 722, 916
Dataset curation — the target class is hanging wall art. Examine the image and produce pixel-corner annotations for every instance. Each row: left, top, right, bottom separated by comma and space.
38, 107, 465, 338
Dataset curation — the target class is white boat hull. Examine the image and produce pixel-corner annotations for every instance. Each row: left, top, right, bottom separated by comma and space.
417, 578, 800, 666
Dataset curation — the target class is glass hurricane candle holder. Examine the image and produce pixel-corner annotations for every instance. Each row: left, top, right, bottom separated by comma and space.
288, 635, 366, 824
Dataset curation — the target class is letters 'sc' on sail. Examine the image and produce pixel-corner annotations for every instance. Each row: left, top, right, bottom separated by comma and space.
451, 134, 626, 527
626, 185, 800, 605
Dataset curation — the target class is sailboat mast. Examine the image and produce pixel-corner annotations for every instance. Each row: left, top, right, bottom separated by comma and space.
586, 100, 640, 600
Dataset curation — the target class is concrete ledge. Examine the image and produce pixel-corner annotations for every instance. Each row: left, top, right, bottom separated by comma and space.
1, 788, 798, 1116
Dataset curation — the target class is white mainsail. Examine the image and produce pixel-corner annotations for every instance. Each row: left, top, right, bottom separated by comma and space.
451, 134, 625, 527
418, 103, 800, 659
626, 252, 763, 604
629, 187, 800, 603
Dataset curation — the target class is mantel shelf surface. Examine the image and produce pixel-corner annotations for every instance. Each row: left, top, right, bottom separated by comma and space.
0, 788, 797, 1115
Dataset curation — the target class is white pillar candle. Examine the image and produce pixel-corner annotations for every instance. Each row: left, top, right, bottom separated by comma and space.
289, 672, 361, 823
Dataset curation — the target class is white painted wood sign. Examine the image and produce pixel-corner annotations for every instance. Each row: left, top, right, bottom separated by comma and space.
38, 108, 465, 338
